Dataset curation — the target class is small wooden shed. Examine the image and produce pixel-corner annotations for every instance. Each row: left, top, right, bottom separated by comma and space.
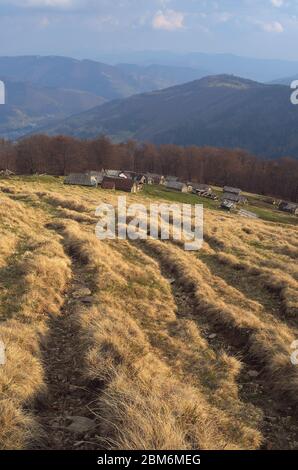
192, 183, 212, 194
101, 176, 137, 193
101, 176, 116, 190
221, 200, 236, 211
223, 186, 242, 195
165, 181, 188, 193
88, 171, 104, 184
64, 173, 97, 187
279, 201, 298, 215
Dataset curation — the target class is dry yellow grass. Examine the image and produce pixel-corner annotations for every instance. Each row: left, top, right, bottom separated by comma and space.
144, 240, 298, 400
0, 194, 71, 449
0, 176, 297, 450
59, 220, 261, 449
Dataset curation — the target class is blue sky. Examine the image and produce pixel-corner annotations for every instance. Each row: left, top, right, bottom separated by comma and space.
1, 0, 298, 60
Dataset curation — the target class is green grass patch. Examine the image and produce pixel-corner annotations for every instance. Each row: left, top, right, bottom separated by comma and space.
142, 185, 219, 210
0, 240, 31, 321
11, 175, 63, 184
245, 204, 298, 226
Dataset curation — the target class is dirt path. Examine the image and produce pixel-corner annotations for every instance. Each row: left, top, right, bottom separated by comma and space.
31, 251, 102, 450
29, 219, 297, 450
136, 240, 298, 450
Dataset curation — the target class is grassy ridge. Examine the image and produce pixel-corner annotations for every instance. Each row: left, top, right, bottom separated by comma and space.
0, 176, 297, 450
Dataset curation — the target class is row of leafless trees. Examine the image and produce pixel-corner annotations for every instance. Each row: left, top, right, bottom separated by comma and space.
1, 135, 297, 202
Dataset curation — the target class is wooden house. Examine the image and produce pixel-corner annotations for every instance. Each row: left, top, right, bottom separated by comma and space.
101, 176, 116, 190
146, 173, 165, 185
221, 200, 236, 211
222, 186, 247, 204
165, 176, 179, 184
192, 183, 212, 195
134, 174, 147, 185
101, 176, 137, 193
64, 173, 97, 187
122, 171, 136, 179
223, 186, 242, 195
88, 171, 104, 184
165, 181, 188, 193
279, 201, 298, 215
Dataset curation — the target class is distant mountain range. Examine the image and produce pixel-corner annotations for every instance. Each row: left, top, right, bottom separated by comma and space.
98, 51, 298, 83
271, 75, 298, 86
0, 56, 206, 101
0, 55, 207, 139
0, 78, 105, 140
1, 55, 298, 158
39, 75, 298, 159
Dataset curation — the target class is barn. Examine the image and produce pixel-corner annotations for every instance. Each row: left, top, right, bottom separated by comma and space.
101, 176, 138, 193
101, 176, 116, 190
222, 186, 247, 204
279, 201, 298, 215
165, 181, 188, 193
88, 171, 104, 184
221, 200, 236, 211
165, 176, 179, 184
223, 186, 242, 195
64, 173, 97, 187
192, 183, 212, 195
134, 174, 147, 185
115, 178, 138, 193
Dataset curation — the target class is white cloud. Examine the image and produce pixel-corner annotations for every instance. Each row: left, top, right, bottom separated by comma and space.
270, 0, 284, 7
152, 9, 185, 31
261, 20, 284, 32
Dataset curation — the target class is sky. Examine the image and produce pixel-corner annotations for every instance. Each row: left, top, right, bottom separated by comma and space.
1, 0, 298, 60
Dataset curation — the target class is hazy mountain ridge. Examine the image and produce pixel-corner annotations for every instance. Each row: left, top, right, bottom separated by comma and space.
0, 56, 207, 99
37, 75, 298, 159
0, 78, 106, 139
271, 75, 298, 85
0, 55, 209, 138
98, 51, 298, 83
2, 56, 298, 158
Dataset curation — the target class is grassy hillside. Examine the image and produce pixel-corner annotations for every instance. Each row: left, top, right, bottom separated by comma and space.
143, 185, 298, 225
0, 176, 297, 450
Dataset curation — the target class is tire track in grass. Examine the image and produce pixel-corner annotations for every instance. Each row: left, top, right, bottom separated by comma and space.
199, 252, 288, 327
49, 221, 261, 450
111, 240, 249, 403
136, 238, 298, 450
31, 226, 102, 450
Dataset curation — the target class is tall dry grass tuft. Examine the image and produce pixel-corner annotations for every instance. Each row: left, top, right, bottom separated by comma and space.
56, 207, 97, 224
144, 239, 298, 403
42, 192, 92, 214
0, 196, 71, 449
201, 211, 298, 319
215, 252, 298, 318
